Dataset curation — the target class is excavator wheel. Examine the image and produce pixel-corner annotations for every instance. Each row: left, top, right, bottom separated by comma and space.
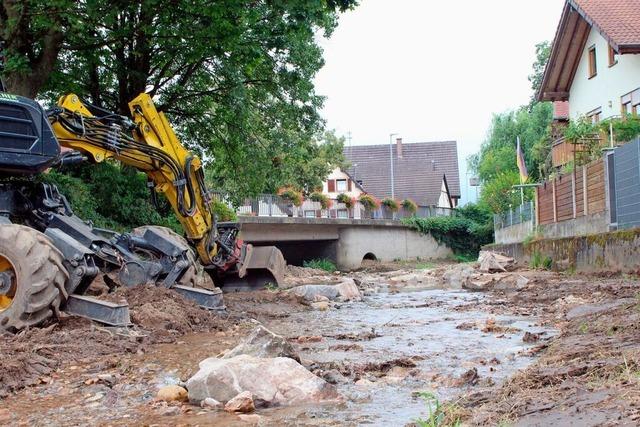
130, 225, 215, 289
0, 225, 69, 333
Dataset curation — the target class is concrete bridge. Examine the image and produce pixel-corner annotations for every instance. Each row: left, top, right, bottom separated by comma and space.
237, 217, 452, 270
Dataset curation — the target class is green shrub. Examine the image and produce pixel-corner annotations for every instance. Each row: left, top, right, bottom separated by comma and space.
403, 215, 492, 258
336, 193, 355, 209
359, 194, 380, 210
310, 192, 332, 209
381, 198, 399, 211
402, 199, 418, 213
278, 187, 304, 207
530, 251, 552, 270
602, 115, 640, 143
303, 258, 337, 272
212, 199, 237, 222
530, 251, 542, 268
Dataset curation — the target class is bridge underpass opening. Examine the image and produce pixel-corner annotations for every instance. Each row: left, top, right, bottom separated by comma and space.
252, 240, 337, 267
362, 252, 377, 261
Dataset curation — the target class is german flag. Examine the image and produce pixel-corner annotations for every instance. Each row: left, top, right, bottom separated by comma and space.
516, 137, 528, 182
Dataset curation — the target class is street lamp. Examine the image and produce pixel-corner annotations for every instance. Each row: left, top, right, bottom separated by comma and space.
389, 133, 397, 200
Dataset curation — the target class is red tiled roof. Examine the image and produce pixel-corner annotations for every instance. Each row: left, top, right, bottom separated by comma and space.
344, 141, 460, 206
572, 0, 640, 51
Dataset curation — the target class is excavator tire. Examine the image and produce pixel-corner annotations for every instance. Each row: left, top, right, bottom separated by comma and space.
130, 225, 215, 289
0, 225, 69, 333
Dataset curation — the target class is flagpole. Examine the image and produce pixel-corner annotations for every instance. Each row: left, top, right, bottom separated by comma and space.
517, 136, 524, 206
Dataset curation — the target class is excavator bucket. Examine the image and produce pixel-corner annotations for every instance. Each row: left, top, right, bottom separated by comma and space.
222, 244, 286, 292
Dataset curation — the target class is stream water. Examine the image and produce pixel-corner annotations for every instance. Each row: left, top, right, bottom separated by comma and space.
145, 285, 554, 426
5, 282, 553, 426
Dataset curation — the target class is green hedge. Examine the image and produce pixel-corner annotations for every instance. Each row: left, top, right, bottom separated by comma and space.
402, 204, 493, 257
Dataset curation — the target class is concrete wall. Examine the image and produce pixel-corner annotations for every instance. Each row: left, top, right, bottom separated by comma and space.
487, 228, 640, 273
495, 220, 534, 245
238, 217, 452, 270
336, 226, 451, 270
570, 28, 640, 119
539, 210, 610, 239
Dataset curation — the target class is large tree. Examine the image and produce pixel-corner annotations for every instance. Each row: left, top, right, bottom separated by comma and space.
1, 0, 355, 195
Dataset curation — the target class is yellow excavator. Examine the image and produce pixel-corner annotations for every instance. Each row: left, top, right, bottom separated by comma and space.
0, 89, 285, 332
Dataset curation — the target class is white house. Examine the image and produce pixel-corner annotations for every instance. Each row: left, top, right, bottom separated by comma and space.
538, 0, 640, 121
320, 167, 365, 218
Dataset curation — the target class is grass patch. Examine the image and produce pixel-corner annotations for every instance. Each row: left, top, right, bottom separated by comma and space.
416, 262, 436, 270
303, 258, 337, 272
414, 391, 463, 427
453, 254, 476, 263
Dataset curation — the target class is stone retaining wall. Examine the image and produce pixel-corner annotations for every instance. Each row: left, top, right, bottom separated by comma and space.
486, 228, 640, 272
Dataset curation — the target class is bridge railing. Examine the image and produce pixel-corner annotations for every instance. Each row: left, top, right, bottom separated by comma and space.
210, 192, 455, 220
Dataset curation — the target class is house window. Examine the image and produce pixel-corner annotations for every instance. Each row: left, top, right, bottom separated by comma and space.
621, 89, 640, 116
608, 45, 618, 67
588, 45, 597, 78
587, 107, 601, 123
336, 179, 347, 192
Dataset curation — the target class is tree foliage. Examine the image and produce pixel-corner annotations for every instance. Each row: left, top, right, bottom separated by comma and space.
2, 0, 355, 198
469, 102, 553, 186
528, 41, 551, 105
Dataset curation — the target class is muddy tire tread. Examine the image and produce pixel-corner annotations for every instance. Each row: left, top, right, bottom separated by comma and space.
0, 225, 69, 332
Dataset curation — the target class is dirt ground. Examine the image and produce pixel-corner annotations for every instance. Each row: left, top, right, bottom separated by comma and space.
459, 272, 640, 426
1, 261, 640, 425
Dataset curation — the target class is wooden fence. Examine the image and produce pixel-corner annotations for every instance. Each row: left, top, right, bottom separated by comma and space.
536, 159, 606, 225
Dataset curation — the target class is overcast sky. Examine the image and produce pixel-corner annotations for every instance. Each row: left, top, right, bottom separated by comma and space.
314, 0, 565, 204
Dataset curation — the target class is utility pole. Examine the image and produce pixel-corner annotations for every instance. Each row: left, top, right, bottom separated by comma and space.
347, 131, 352, 158
389, 133, 397, 200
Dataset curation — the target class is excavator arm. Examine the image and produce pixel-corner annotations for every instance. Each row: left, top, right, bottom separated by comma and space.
48, 93, 284, 287
51, 93, 220, 265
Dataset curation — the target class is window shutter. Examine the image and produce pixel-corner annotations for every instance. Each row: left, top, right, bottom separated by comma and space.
347, 180, 352, 191
328, 179, 335, 192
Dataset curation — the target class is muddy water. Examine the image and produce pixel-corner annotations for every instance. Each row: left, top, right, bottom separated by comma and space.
146, 286, 554, 426
6, 283, 553, 426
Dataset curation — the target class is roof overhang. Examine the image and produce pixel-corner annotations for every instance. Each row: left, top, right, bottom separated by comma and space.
537, 2, 591, 102
538, 0, 640, 102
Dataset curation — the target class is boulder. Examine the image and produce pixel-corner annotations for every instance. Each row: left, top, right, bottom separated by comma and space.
291, 284, 339, 301
335, 279, 362, 301
223, 325, 300, 362
478, 251, 515, 273
463, 276, 494, 291
290, 280, 362, 303
186, 354, 339, 406
442, 265, 475, 288
157, 385, 188, 402
224, 391, 255, 413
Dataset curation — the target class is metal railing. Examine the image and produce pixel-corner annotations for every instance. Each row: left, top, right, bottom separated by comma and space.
494, 201, 534, 230
211, 192, 455, 221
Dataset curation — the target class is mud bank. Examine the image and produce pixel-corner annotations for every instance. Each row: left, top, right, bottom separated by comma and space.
1, 262, 639, 426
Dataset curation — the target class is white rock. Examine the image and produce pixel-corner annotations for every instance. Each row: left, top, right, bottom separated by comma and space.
335, 279, 362, 301
223, 325, 299, 362
200, 397, 223, 409
187, 354, 339, 406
